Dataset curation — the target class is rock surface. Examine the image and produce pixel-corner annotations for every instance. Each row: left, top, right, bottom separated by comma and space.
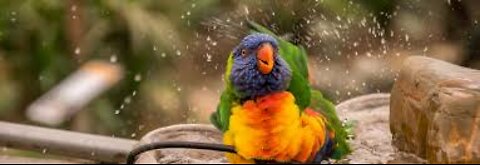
390, 56, 480, 163
337, 93, 424, 164
134, 124, 227, 164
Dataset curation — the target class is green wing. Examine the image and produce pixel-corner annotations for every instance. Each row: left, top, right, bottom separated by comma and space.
310, 89, 351, 159
210, 90, 233, 132
247, 21, 311, 110
210, 53, 237, 132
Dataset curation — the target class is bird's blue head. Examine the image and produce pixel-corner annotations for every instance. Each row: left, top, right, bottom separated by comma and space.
230, 33, 292, 100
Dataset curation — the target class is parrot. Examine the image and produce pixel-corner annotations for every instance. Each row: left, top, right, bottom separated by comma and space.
210, 21, 351, 163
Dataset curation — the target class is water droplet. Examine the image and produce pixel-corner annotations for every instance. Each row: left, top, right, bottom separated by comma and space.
161, 52, 167, 58
405, 34, 410, 42
186, 11, 191, 16
42, 148, 48, 154
110, 55, 117, 63
131, 133, 137, 138
9, 12, 17, 23
353, 42, 359, 47
177, 87, 182, 92
206, 53, 212, 62
347, 134, 354, 140
71, 5, 77, 12
153, 46, 158, 51
132, 90, 137, 96
211, 42, 217, 46
244, 6, 249, 14
74, 47, 81, 55
124, 96, 132, 104
134, 74, 142, 82
176, 50, 182, 56
114, 110, 120, 115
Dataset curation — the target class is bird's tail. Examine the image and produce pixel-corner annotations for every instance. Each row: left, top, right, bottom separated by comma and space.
311, 129, 335, 163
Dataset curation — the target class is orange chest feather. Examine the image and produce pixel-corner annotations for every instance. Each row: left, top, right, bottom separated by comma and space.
223, 92, 328, 163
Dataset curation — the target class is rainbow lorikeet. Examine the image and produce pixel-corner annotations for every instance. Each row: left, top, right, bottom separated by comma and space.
210, 21, 351, 163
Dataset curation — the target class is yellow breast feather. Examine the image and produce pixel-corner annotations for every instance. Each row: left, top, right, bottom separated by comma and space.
223, 91, 328, 163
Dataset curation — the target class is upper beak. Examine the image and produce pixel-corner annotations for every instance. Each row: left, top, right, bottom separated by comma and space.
257, 43, 274, 74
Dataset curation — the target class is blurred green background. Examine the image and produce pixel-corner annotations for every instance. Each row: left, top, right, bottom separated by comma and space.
0, 0, 479, 140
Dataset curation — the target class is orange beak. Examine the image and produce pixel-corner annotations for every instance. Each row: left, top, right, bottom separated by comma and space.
257, 43, 274, 74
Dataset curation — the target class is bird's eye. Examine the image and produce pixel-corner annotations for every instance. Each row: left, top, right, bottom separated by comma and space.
241, 49, 247, 57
